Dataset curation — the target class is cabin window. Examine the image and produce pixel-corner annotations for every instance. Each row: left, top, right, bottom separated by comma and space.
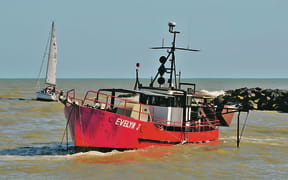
149, 96, 157, 105
173, 96, 184, 107
139, 94, 148, 104
140, 94, 184, 107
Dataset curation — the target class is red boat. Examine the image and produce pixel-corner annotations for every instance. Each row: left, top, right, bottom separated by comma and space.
60, 22, 235, 152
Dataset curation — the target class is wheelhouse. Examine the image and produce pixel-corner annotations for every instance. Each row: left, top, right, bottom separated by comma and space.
76, 84, 219, 132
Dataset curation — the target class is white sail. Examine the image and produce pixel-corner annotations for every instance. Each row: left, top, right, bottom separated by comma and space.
45, 22, 57, 86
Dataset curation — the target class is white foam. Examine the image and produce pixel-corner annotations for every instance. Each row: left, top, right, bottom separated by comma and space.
0, 149, 136, 161
200, 89, 225, 97
220, 136, 288, 147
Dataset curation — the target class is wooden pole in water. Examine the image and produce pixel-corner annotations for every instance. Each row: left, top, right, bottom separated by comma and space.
237, 112, 240, 148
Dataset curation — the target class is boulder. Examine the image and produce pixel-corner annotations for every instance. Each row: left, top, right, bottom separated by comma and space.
248, 100, 258, 110
217, 87, 288, 112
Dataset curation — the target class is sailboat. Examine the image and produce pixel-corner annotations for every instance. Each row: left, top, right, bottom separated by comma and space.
36, 22, 58, 101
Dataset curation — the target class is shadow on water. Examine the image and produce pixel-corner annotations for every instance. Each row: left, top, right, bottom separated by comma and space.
0, 143, 75, 156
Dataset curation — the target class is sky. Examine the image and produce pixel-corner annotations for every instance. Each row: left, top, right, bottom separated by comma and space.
0, 0, 287, 79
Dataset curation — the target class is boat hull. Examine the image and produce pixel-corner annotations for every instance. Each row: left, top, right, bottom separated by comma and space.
64, 103, 219, 150
36, 90, 58, 101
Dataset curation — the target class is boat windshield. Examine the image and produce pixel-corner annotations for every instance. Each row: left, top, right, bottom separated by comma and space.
139, 94, 184, 107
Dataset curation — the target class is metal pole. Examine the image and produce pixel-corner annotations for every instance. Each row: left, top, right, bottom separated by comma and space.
134, 69, 139, 90
169, 32, 176, 88
237, 112, 240, 148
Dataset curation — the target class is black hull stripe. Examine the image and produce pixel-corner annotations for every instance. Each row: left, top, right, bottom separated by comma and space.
138, 138, 216, 145
74, 146, 133, 153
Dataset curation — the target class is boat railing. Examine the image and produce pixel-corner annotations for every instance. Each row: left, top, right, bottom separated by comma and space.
81, 90, 155, 122
152, 115, 220, 131
66, 89, 84, 105
67, 89, 221, 130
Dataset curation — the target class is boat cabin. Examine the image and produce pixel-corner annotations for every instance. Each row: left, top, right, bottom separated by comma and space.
88, 87, 216, 129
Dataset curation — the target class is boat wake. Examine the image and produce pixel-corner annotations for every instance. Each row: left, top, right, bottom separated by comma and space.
0, 142, 176, 163
0, 143, 222, 162
0, 143, 134, 161
0, 143, 74, 156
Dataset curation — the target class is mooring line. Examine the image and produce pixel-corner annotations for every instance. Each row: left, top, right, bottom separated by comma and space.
60, 106, 74, 146
240, 111, 249, 141
78, 105, 84, 145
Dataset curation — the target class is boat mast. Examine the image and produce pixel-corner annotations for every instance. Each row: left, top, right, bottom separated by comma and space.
150, 22, 199, 89
169, 23, 179, 89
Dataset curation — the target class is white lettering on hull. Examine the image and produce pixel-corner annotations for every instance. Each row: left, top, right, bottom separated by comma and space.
115, 118, 138, 130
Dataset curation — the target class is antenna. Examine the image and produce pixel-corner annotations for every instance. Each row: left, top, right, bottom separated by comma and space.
168, 22, 176, 33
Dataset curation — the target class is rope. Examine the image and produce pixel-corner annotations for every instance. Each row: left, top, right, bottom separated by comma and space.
60, 105, 74, 145
239, 111, 249, 142
35, 30, 51, 90
78, 105, 84, 145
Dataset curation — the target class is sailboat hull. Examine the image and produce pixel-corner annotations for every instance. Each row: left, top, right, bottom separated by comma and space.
36, 88, 58, 101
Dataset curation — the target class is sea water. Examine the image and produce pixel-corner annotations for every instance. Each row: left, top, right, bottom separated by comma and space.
0, 79, 288, 179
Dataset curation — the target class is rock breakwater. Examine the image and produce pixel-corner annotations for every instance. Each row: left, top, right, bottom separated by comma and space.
215, 87, 288, 112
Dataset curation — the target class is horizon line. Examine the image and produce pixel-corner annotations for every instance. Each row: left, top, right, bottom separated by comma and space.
1, 77, 288, 80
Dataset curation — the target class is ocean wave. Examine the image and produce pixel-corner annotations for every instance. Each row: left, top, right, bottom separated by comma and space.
249, 128, 288, 135
0, 150, 126, 161
220, 136, 288, 147
24, 102, 63, 112
200, 89, 225, 97
0, 144, 171, 163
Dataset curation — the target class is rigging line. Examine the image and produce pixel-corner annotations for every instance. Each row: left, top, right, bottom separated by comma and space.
78, 105, 84, 145
60, 106, 74, 145
66, 120, 68, 150
36, 30, 51, 89
187, 23, 191, 49
239, 111, 249, 141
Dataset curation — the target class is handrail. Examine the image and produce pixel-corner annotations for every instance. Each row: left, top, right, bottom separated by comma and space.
66, 89, 75, 99
66, 89, 83, 104
65, 89, 221, 129
179, 82, 196, 94
81, 90, 155, 122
